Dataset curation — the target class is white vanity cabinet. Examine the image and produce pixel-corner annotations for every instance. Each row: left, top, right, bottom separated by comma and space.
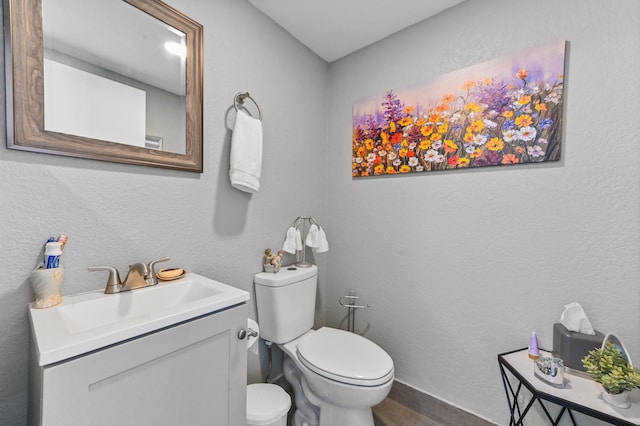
29, 303, 248, 426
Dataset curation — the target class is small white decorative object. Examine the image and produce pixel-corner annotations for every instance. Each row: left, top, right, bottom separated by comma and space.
30, 267, 63, 309
602, 390, 631, 409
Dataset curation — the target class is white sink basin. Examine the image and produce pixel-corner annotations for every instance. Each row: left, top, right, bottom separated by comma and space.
29, 273, 249, 366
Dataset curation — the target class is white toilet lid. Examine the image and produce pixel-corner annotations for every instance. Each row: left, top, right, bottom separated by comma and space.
296, 327, 394, 386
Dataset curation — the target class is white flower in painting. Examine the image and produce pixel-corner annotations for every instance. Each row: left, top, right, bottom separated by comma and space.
425, 149, 439, 162
416, 165, 424, 172
355, 157, 363, 164
367, 153, 376, 162
388, 152, 397, 161
519, 126, 537, 142
538, 138, 548, 144
431, 140, 443, 150
464, 143, 476, 154
393, 158, 402, 167
474, 134, 488, 145
484, 119, 497, 128
503, 129, 519, 143
408, 157, 419, 167
435, 154, 445, 163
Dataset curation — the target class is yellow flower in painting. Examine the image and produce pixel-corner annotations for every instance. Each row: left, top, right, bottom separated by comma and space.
428, 113, 441, 123
535, 101, 547, 112
516, 68, 528, 79
420, 124, 434, 137
457, 157, 470, 167
399, 165, 411, 173
416, 118, 427, 126
463, 133, 475, 143
419, 140, 431, 150
374, 164, 385, 175
386, 166, 397, 174
437, 123, 449, 134
352, 162, 358, 170
442, 93, 456, 103
502, 110, 514, 118
470, 148, 483, 158
399, 117, 413, 127
398, 148, 408, 158
389, 122, 396, 133
380, 132, 389, 143
356, 147, 366, 157
401, 139, 408, 147
404, 106, 415, 114
365, 138, 374, 150
468, 120, 484, 132
465, 103, 482, 113
483, 78, 491, 85
430, 133, 442, 142
443, 139, 458, 153
515, 114, 533, 127
518, 95, 531, 105
486, 137, 504, 152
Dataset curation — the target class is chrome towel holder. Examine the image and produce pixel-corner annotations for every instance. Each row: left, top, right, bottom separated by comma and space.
339, 290, 370, 333
291, 216, 321, 267
234, 92, 262, 121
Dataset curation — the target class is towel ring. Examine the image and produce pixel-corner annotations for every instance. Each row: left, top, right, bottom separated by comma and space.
234, 92, 262, 121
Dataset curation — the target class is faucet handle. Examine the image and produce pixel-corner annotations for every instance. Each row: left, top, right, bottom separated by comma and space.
147, 257, 170, 285
89, 266, 122, 294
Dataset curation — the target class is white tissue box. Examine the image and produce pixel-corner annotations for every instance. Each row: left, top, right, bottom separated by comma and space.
552, 323, 604, 372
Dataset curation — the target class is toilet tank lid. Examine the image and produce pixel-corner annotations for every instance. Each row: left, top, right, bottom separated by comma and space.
254, 264, 317, 287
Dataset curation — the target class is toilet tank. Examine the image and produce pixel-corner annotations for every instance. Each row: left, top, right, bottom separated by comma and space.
254, 265, 318, 344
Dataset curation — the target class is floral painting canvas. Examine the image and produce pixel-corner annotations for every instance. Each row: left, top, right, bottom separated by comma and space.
352, 40, 566, 177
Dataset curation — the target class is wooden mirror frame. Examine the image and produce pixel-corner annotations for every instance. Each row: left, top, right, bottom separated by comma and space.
4, 0, 204, 172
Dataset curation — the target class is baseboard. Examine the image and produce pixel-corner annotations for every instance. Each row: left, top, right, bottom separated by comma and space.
385, 380, 497, 426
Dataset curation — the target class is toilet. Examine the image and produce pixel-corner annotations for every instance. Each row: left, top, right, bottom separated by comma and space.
254, 265, 394, 426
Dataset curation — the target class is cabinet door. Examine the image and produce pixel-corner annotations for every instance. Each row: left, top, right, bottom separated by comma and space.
40, 304, 247, 426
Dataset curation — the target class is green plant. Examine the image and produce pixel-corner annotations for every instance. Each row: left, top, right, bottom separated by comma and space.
582, 341, 640, 394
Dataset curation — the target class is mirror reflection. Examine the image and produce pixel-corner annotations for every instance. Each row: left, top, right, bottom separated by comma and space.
42, 0, 186, 154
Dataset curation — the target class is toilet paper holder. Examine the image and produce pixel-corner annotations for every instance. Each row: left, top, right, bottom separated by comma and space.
339, 290, 370, 333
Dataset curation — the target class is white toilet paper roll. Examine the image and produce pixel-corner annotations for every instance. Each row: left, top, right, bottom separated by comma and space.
247, 318, 259, 355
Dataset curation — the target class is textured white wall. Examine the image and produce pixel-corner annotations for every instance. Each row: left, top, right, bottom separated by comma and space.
0, 1, 328, 423
326, 0, 640, 424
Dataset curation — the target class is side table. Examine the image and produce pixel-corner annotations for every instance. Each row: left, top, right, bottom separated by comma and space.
498, 348, 640, 425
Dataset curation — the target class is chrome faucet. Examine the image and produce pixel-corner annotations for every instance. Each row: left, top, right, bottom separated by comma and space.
89, 256, 170, 294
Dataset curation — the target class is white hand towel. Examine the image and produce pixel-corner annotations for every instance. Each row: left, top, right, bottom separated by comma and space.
314, 227, 329, 253
305, 224, 320, 248
283, 227, 303, 254
229, 110, 263, 193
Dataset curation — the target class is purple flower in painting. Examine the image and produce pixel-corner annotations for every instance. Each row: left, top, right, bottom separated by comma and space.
473, 151, 502, 167
380, 91, 404, 124
471, 79, 511, 112
527, 145, 545, 157
539, 118, 553, 129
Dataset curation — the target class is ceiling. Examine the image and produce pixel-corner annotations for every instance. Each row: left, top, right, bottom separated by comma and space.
247, 0, 466, 62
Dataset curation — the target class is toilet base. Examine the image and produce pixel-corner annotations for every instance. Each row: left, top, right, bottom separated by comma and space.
283, 357, 377, 426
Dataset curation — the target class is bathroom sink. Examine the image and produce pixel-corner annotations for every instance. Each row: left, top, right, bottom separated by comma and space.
29, 273, 249, 366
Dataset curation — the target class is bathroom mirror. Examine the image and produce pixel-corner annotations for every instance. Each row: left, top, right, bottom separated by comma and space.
4, 0, 204, 172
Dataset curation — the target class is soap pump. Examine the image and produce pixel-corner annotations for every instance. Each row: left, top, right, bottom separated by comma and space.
528, 331, 540, 360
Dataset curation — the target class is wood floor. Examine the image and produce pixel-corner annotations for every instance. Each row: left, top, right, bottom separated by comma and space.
373, 397, 446, 426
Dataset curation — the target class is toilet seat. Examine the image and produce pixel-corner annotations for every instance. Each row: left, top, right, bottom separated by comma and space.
296, 327, 394, 387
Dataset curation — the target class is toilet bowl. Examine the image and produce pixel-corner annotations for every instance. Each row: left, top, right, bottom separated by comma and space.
281, 327, 393, 426
254, 265, 394, 426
